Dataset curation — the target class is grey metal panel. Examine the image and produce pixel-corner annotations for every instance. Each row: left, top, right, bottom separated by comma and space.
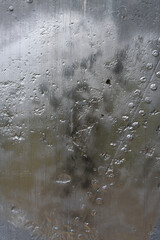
0, 0, 160, 239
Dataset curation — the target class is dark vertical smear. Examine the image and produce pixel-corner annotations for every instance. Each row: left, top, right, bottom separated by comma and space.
105, 58, 160, 175
69, 0, 73, 136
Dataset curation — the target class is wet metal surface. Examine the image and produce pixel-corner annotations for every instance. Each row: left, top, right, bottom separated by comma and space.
0, 0, 160, 239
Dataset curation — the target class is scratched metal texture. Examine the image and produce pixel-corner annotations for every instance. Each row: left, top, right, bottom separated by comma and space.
0, 1, 160, 240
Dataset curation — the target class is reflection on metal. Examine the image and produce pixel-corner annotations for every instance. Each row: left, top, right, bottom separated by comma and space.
0, 0, 160, 239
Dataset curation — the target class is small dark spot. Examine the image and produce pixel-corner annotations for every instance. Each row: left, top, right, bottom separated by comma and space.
81, 178, 90, 189
61, 186, 71, 197
11, 206, 16, 211
156, 126, 160, 135
106, 79, 111, 85
101, 114, 104, 117
121, 15, 126, 19
82, 155, 95, 174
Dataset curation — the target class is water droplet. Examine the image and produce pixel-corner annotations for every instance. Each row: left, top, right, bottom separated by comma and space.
150, 83, 157, 91
128, 102, 134, 109
81, 204, 86, 210
146, 148, 155, 158
84, 222, 89, 227
91, 209, 97, 216
152, 50, 159, 57
121, 146, 128, 153
110, 142, 117, 147
78, 234, 83, 239
134, 89, 141, 96
140, 76, 146, 83
11, 206, 17, 213
114, 159, 125, 165
145, 97, 152, 104
56, 174, 71, 184
9, 6, 14, 11
27, 0, 33, 3
67, 142, 74, 152
96, 197, 103, 205
100, 153, 111, 161
156, 71, 160, 78
101, 185, 108, 192
75, 217, 80, 223
87, 192, 93, 199
132, 122, 139, 129
146, 63, 153, 70
126, 134, 133, 141
91, 179, 99, 189
142, 120, 148, 128
139, 110, 145, 116
98, 166, 106, 175
53, 226, 59, 230
122, 115, 129, 121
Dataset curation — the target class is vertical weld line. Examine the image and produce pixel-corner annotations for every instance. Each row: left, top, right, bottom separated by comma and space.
131, 58, 160, 122
107, 58, 160, 171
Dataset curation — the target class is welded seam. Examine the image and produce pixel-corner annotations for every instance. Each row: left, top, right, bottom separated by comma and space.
107, 57, 160, 173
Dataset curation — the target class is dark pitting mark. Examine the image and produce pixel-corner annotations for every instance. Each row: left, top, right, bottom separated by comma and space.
106, 79, 111, 85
